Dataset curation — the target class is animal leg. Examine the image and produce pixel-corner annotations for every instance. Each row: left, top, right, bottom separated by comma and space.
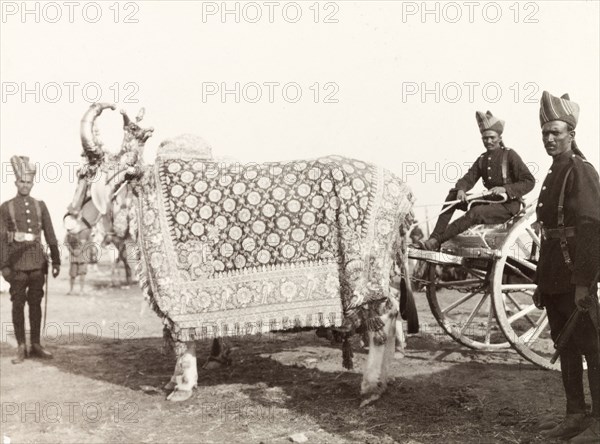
381, 310, 398, 385
109, 245, 119, 287
123, 241, 135, 285
395, 318, 406, 359
110, 260, 116, 286
166, 341, 197, 402
390, 287, 406, 357
117, 242, 129, 286
360, 305, 397, 407
203, 338, 232, 370
123, 258, 132, 285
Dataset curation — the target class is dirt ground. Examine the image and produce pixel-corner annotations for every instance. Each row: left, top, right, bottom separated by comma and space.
0, 261, 591, 444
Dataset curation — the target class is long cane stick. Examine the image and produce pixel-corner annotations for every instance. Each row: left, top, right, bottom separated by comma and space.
411, 191, 504, 229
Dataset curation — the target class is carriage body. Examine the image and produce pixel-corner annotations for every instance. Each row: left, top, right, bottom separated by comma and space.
408, 204, 559, 370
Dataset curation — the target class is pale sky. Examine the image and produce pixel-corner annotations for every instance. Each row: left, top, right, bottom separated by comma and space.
1, 1, 599, 235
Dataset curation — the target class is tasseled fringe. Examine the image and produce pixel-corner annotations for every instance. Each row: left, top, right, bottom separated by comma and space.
371, 329, 387, 346
210, 337, 221, 357
366, 317, 386, 346
342, 335, 354, 370
162, 325, 173, 354
365, 316, 384, 332
135, 244, 172, 342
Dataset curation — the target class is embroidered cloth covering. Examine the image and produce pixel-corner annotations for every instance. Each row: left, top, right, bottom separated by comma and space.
136, 149, 414, 342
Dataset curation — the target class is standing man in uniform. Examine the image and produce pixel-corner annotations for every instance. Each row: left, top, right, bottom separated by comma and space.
534, 91, 600, 442
420, 111, 535, 250
0, 156, 61, 364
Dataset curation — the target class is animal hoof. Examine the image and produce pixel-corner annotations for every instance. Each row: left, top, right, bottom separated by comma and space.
167, 389, 193, 402
394, 351, 405, 359
163, 380, 176, 391
360, 393, 381, 408
203, 360, 222, 370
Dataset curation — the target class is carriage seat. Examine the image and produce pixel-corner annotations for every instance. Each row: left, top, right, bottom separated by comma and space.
439, 223, 511, 259
439, 196, 530, 259
408, 200, 535, 262
408, 222, 511, 263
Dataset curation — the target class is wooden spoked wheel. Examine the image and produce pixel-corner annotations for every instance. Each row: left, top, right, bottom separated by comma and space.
426, 259, 510, 351
491, 206, 559, 370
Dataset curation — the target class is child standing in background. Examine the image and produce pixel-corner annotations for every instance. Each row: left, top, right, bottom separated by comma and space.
65, 230, 88, 295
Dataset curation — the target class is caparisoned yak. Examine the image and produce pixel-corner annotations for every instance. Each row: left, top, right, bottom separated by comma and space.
74, 103, 416, 406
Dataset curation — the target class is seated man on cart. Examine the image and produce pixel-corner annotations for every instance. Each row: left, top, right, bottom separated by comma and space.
420, 111, 535, 251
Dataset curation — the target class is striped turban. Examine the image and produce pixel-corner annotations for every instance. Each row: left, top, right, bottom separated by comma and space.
475, 111, 504, 135
10, 155, 36, 181
539, 91, 580, 128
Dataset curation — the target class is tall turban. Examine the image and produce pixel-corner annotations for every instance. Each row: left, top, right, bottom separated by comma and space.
539, 91, 580, 128
476, 111, 505, 135
10, 155, 36, 181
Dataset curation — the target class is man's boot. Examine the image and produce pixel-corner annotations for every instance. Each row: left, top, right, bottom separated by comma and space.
535, 413, 560, 431
569, 418, 600, 443
11, 344, 27, 364
29, 343, 53, 359
541, 413, 590, 440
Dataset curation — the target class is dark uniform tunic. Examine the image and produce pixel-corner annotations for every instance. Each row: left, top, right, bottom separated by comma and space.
536, 149, 600, 418
537, 150, 600, 292
0, 195, 61, 345
431, 147, 535, 242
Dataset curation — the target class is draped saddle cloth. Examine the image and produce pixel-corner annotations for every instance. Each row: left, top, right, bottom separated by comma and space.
136, 150, 414, 342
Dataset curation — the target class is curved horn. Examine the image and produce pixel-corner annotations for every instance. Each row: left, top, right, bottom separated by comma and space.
80, 103, 117, 160
120, 109, 132, 127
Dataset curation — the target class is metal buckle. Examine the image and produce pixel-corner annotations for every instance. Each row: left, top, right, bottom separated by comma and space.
13, 232, 36, 242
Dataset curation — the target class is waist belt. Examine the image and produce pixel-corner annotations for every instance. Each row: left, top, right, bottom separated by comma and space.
12, 232, 40, 242
541, 226, 576, 240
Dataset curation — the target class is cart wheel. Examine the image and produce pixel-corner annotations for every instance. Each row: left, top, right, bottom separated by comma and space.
426, 261, 510, 350
491, 206, 559, 370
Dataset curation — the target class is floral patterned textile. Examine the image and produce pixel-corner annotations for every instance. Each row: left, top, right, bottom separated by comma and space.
135, 150, 414, 342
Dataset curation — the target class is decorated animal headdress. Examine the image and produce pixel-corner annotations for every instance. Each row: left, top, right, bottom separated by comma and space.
79, 103, 154, 176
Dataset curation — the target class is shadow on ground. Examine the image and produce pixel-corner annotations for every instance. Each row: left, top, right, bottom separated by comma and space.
1, 329, 559, 443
